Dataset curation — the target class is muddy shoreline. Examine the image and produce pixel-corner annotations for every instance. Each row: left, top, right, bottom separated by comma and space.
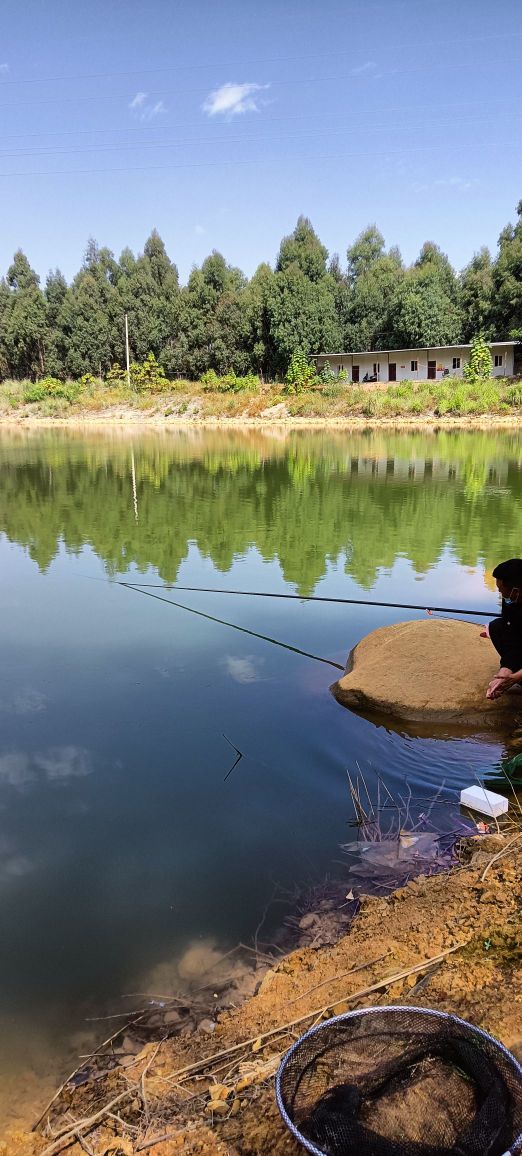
7, 834, 521, 1155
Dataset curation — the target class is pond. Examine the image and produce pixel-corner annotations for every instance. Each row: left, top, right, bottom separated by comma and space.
0, 425, 521, 1132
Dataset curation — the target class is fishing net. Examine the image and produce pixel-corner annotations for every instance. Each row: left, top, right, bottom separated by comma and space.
276, 1006, 522, 1156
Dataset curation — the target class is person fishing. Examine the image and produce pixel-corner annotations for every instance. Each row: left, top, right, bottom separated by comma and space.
483, 558, 522, 699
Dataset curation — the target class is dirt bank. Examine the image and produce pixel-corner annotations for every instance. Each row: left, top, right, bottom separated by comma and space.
0, 411, 521, 430
9, 834, 521, 1156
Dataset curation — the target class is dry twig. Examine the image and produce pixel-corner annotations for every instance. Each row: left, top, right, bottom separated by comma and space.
164, 943, 465, 1086
287, 952, 389, 1005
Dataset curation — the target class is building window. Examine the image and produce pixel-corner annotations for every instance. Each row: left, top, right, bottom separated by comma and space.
411, 360, 418, 372
494, 353, 503, 367
453, 357, 461, 369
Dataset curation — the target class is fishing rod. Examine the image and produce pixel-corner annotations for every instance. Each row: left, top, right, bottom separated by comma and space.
120, 583, 345, 670
120, 582, 497, 619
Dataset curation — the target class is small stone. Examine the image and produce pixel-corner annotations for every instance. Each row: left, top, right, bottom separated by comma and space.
208, 1084, 232, 1101
121, 1035, 140, 1054
205, 1100, 229, 1116
164, 1009, 182, 1025
198, 1018, 216, 1034
298, 914, 317, 930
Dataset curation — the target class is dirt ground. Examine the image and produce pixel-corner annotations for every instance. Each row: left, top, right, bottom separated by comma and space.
6, 833, 522, 1156
0, 412, 521, 430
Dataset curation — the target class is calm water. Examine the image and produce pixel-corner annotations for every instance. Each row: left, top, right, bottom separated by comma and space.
0, 426, 521, 1130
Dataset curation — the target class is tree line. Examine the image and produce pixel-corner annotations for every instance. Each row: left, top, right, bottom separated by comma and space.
1, 200, 522, 382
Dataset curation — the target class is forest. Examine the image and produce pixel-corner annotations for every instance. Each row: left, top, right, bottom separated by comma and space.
1, 200, 522, 383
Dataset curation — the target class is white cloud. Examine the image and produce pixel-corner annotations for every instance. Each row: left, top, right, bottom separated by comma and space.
0, 745, 92, 789
0, 687, 47, 715
35, 746, 91, 780
202, 81, 269, 117
129, 91, 147, 109
351, 61, 377, 75
435, 176, 476, 191
0, 753, 34, 788
414, 175, 477, 194
224, 655, 265, 684
129, 93, 167, 121
142, 99, 166, 121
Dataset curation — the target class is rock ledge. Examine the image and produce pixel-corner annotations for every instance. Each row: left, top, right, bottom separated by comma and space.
331, 617, 520, 728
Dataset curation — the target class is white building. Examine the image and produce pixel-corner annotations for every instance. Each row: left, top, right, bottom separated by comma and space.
313, 342, 516, 383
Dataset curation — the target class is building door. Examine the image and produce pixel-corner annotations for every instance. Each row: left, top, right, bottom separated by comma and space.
352, 365, 360, 383
388, 363, 396, 382
427, 360, 436, 380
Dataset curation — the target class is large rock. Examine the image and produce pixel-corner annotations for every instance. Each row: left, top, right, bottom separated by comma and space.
331, 617, 521, 729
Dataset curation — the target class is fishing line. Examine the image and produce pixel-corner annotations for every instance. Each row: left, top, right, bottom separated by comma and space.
121, 582, 496, 619
119, 582, 344, 671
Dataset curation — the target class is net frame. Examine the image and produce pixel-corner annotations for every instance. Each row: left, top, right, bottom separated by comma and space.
275, 1005, 522, 1156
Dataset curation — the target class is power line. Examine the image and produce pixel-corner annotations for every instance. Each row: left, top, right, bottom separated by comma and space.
0, 31, 520, 87
0, 113, 512, 161
0, 136, 518, 179
0, 56, 518, 111
0, 96, 517, 143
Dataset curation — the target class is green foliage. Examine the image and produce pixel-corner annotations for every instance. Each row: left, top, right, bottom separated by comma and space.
464, 335, 492, 382
200, 369, 260, 392
78, 372, 103, 390
506, 383, 522, 406
284, 352, 318, 393
321, 379, 347, 399
107, 353, 169, 392
24, 376, 79, 404
2, 200, 522, 383
318, 361, 337, 383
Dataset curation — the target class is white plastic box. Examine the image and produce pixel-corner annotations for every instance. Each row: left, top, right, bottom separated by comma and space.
460, 785, 509, 818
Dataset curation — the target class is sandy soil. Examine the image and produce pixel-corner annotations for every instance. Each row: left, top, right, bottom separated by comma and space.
8, 834, 521, 1156
0, 410, 521, 430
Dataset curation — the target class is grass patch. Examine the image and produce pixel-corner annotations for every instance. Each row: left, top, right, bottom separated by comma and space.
0, 372, 521, 420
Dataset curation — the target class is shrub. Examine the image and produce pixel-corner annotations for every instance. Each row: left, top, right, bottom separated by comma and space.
362, 393, 384, 417
284, 352, 317, 394
464, 335, 492, 382
24, 377, 79, 404
107, 353, 169, 392
200, 369, 260, 392
322, 380, 347, 399
78, 372, 103, 391
506, 383, 522, 407
318, 361, 336, 384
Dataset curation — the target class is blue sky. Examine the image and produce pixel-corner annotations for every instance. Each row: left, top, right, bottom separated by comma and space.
1, 0, 522, 285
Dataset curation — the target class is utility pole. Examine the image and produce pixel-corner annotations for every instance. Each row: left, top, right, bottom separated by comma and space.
125, 313, 131, 390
